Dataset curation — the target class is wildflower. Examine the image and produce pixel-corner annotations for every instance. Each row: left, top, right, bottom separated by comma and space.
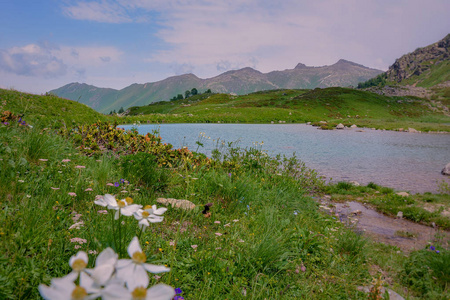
88, 250, 98, 255
38, 272, 92, 300
224, 223, 230, 227
430, 246, 436, 251
233, 219, 239, 222
18, 180, 24, 183
68, 192, 77, 197
84, 188, 93, 192
215, 247, 222, 250
97, 210, 108, 214
39, 159, 48, 162
50, 187, 60, 190
85, 247, 118, 286
120, 179, 125, 184
70, 238, 87, 244
191, 245, 198, 251
69, 221, 85, 230
72, 213, 82, 222
94, 194, 142, 220
169, 241, 175, 246
107, 183, 114, 186
215, 233, 223, 236
238, 239, 244, 243
75, 165, 86, 169
134, 205, 167, 230
114, 182, 120, 187
69, 251, 88, 274
436, 250, 440, 254
294, 211, 298, 216
214, 221, 221, 224
62, 159, 71, 163
116, 237, 170, 290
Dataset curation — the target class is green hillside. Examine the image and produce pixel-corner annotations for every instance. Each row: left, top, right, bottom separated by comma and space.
0, 88, 109, 128
123, 87, 450, 132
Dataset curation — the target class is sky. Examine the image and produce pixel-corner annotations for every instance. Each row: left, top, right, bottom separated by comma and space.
0, 0, 449, 94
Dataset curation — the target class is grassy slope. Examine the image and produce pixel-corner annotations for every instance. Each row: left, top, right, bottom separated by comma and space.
0, 88, 110, 128
0, 90, 449, 299
124, 87, 450, 132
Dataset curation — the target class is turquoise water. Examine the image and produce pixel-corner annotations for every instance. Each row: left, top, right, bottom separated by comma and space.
122, 123, 450, 194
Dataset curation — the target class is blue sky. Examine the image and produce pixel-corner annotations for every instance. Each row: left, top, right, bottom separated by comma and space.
1, 0, 449, 93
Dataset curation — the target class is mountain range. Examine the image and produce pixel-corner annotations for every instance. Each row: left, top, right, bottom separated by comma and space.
50, 59, 383, 113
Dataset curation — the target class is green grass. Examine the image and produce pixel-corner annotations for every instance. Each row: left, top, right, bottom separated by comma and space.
121, 87, 450, 132
1, 88, 449, 299
1, 88, 110, 128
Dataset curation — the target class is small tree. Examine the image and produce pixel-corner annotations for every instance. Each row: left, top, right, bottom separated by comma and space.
191, 88, 198, 96
185, 90, 191, 99
118, 107, 124, 114
205, 89, 212, 94
177, 94, 183, 100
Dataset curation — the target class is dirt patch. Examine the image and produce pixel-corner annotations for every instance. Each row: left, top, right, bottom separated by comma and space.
318, 198, 449, 252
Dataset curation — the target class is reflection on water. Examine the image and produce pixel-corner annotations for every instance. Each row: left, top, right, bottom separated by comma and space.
122, 123, 450, 194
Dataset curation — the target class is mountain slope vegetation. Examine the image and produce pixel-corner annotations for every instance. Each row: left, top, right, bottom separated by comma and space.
50, 60, 382, 113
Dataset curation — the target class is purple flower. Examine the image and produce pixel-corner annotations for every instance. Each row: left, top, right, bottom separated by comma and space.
436, 250, 440, 254
174, 297, 184, 300
175, 288, 182, 294
120, 178, 125, 183
430, 246, 436, 251
114, 182, 120, 187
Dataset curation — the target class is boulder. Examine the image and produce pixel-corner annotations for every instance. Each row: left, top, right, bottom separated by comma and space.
407, 128, 419, 133
336, 123, 345, 129
157, 198, 196, 210
396, 192, 410, 197
442, 163, 450, 176
349, 180, 360, 186
350, 124, 358, 128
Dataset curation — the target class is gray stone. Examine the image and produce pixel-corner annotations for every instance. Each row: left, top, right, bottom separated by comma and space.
336, 123, 345, 129
350, 124, 358, 128
442, 163, 450, 176
157, 198, 196, 210
396, 192, 410, 197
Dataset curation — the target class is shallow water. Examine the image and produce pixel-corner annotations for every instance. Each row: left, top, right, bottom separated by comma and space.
122, 123, 450, 194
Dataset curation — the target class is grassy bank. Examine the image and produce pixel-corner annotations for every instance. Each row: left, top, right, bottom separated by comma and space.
123, 87, 450, 132
1, 89, 449, 299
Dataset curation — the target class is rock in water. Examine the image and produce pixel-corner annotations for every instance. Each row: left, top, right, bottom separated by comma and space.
442, 163, 450, 176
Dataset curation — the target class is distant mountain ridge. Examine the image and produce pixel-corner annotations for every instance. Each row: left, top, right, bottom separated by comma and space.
50, 59, 383, 113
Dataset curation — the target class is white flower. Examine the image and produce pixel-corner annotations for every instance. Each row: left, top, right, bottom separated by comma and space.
69, 251, 89, 274
85, 247, 118, 286
39, 272, 97, 300
126, 284, 175, 300
133, 205, 167, 230
94, 194, 142, 220
116, 237, 170, 290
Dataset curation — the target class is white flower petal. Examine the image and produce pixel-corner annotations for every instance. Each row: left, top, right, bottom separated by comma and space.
153, 207, 167, 215
39, 284, 68, 300
96, 247, 118, 267
102, 283, 131, 300
116, 259, 132, 269
139, 219, 150, 227
92, 264, 115, 286
121, 204, 142, 216
147, 215, 164, 223
69, 251, 88, 268
116, 260, 135, 281
94, 199, 107, 207
143, 263, 171, 274
127, 264, 149, 291
114, 210, 120, 220
104, 194, 118, 206
127, 237, 142, 257
133, 209, 144, 220
146, 284, 176, 300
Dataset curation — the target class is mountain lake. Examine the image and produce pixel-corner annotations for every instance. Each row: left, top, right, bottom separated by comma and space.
121, 123, 450, 194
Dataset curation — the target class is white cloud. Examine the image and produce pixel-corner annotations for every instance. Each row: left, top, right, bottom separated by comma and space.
62, 0, 132, 23
0, 44, 67, 78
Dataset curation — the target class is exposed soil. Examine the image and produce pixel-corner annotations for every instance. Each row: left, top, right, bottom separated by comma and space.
318, 196, 450, 252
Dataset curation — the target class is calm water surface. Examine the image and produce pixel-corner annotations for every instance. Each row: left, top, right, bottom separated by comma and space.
122, 124, 450, 194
